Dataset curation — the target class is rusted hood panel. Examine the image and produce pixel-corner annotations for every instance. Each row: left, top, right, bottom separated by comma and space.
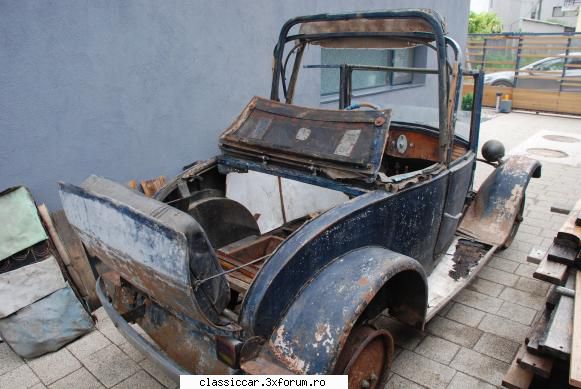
459, 156, 541, 246
59, 176, 230, 325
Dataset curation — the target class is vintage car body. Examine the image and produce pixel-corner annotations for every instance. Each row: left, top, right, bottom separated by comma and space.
59, 9, 541, 388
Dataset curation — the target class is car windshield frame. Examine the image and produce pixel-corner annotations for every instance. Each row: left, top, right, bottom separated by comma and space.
268, 9, 464, 166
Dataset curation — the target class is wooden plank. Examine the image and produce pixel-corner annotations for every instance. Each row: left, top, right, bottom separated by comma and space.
503, 348, 534, 389
534, 252, 568, 285
51, 210, 99, 310
527, 248, 546, 265
517, 347, 554, 378
557, 198, 581, 248
570, 271, 581, 387
37, 204, 86, 305
513, 89, 559, 112
141, 176, 166, 198
548, 241, 578, 267
539, 272, 574, 360
527, 306, 552, 355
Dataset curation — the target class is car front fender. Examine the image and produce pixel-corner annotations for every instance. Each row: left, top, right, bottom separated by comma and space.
242, 246, 426, 375
459, 155, 541, 247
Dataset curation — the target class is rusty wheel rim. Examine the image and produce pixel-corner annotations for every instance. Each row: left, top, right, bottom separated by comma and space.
335, 326, 394, 389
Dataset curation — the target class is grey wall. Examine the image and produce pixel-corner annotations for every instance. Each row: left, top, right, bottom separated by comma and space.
0, 0, 469, 209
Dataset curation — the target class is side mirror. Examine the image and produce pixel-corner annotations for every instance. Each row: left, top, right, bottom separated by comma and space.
481, 140, 505, 163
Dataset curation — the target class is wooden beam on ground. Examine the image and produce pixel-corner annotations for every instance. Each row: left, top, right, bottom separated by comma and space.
534, 252, 568, 285
517, 346, 554, 378
528, 248, 546, 265
548, 241, 579, 268
51, 210, 99, 310
539, 273, 574, 361
557, 198, 581, 248
37, 204, 86, 306
527, 306, 552, 355
503, 346, 534, 389
569, 271, 581, 387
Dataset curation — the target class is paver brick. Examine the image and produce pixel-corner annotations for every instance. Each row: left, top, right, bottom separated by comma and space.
98, 321, 127, 346
0, 363, 40, 388
27, 347, 81, 385
140, 359, 177, 389
453, 289, 503, 314
473, 332, 520, 363
477, 267, 518, 287
467, 277, 504, 297
67, 330, 111, 360
385, 373, 424, 389
514, 276, 550, 297
0, 342, 24, 376
119, 341, 146, 363
496, 301, 537, 325
414, 335, 459, 365
446, 303, 485, 327
478, 314, 531, 342
487, 257, 519, 273
112, 371, 163, 389
49, 367, 104, 389
447, 371, 496, 389
80, 344, 140, 388
426, 316, 483, 348
450, 347, 509, 385
499, 287, 546, 310
391, 350, 455, 389
515, 263, 538, 278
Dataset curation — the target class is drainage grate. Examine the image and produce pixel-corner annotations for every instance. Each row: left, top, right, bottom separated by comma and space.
542, 135, 580, 143
526, 148, 568, 158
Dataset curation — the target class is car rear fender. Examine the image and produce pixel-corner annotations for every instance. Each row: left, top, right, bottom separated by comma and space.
242, 246, 426, 375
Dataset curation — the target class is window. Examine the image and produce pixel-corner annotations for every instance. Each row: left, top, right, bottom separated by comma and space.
320, 48, 418, 96
553, 6, 564, 17
533, 58, 564, 71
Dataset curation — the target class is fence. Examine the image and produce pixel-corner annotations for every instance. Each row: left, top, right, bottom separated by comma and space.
463, 32, 581, 115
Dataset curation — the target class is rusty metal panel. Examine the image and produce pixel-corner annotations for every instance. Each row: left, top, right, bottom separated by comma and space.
459, 156, 541, 247
244, 247, 425, 374
59, 177, 230, 326
220, 97, 391, 181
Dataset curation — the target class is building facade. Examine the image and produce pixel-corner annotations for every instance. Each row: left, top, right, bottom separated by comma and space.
489, 0, 580, 31
0, 0, 469, 209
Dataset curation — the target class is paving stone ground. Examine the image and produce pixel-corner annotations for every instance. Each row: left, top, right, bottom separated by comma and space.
1, 111, 580, 388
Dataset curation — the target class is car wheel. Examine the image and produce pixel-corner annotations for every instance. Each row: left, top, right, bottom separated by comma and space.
492, 80, 513, 88
333, 325, 394, 389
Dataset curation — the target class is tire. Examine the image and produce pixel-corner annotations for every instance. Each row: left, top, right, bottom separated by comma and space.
491, 80, 513, 88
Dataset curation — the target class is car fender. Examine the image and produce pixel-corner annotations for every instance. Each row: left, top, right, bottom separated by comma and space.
459, 155, 541, 247
245, 246, 426, 375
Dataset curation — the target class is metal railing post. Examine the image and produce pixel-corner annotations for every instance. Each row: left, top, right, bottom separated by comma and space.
559, 37, 572, 93
514, 35, 523, 89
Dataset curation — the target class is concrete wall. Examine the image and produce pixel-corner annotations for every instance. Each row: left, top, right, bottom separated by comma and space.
519, 18, 566, 33
0, 0, 469, 209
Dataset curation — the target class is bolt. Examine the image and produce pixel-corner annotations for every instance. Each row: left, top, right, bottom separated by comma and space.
374, 116, 386, 126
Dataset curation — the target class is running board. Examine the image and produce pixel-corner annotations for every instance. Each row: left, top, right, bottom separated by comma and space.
426, 236, 497, 321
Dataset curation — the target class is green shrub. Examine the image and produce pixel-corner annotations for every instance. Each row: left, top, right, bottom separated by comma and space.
462, 93, 474, 111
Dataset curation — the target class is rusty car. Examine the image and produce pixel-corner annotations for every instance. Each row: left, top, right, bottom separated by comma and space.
59, 9, 541, 388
